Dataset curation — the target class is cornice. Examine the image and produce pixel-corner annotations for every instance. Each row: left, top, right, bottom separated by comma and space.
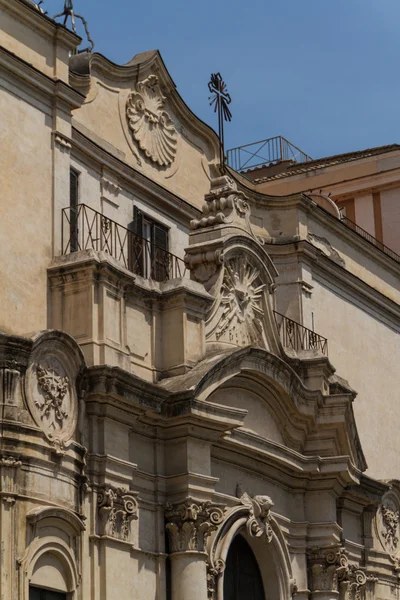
71, 125, 202, 224
0, 46, 85, 110
1, 0, 81, 49
266, 240, 400, 329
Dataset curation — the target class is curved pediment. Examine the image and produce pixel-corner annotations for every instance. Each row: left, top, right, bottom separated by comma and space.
69, 50, 220, 209
160, 346, 367, 472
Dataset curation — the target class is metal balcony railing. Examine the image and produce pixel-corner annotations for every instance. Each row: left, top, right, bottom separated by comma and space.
61, 204, 187, 282
274, 311, 328, 356
340, 216, 400, 263
227, 136, 312, 172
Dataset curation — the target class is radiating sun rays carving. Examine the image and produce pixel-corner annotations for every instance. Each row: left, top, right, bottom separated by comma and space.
215, 256, 266, 346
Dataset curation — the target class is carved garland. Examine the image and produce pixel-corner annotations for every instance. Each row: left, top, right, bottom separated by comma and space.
126, 75, 178, 167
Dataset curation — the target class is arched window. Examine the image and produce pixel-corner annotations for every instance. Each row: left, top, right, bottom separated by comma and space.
224, 535, 265, 600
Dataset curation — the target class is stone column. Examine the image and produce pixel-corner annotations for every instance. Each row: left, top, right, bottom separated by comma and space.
165, 500, 223, 600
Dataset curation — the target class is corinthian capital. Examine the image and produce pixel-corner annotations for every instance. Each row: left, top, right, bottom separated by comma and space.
165, 499, 224, 553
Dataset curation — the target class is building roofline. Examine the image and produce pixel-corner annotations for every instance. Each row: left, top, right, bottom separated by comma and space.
253, 143, 400, 183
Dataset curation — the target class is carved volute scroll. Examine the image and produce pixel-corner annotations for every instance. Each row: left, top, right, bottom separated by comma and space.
307, 547, 377, 600
97, 485, 138, 541
126, 75, 178, 167
165, 499, 224, 554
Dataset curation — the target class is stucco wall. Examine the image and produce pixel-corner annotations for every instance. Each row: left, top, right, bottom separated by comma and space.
0, 83, 52, 335
381, 187, 400, 254
310, 276, 399, 479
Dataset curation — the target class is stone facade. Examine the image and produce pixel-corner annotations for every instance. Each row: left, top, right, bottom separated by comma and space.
0, 1, 399, 599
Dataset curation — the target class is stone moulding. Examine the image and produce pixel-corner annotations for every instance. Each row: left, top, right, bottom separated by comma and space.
126, 74, 178, 167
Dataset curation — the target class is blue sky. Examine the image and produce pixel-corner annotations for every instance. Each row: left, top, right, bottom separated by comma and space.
51, 0, 400, 159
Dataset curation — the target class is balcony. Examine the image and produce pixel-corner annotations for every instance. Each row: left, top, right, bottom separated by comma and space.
61, 203, 187, 282
274, 311, 328, 356
340, 216, 400, 263
227, 136, 312, 172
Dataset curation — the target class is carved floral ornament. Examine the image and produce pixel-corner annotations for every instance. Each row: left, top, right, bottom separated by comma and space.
165, 489, 275, 599
126, 75, 178, 167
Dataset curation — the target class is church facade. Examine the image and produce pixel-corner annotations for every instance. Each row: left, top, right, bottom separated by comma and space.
0, 1, 400, 600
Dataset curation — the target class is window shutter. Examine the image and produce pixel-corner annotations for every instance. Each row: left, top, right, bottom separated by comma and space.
131, 206, 144, 276
69, 170, 79, 252
153, 223, 168, 251
133, 206, 143, 237
70, 170, 79, 207
152, 223, 169, 281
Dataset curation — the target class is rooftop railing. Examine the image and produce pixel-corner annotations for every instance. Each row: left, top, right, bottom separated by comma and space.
340, 216, 400, 263
61, 203, 187, 282
274, 311, 328, 356
227, 136, 312, 172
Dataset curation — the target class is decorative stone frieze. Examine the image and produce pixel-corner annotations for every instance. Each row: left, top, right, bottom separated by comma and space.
97, 486, 138, 541
126, 75, 178, 167
165, 499, 224, 553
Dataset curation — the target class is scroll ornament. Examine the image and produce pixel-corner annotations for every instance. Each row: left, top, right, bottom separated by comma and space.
97, 486, 138, 540
165, 500, 224, 554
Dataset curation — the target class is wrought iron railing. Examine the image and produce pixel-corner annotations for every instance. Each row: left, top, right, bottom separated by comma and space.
61, 203, 187, 282
340, 216, 400, 263
274, 311, 328, 356
227, 136, 312, 172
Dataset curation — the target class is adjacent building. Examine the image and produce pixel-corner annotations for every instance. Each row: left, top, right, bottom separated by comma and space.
0, 1, 399, 600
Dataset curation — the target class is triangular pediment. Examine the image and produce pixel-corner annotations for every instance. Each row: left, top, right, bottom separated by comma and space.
70, 49, 220, 209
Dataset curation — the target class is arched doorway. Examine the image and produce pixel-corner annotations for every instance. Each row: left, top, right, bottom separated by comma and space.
224, 535, 265, 600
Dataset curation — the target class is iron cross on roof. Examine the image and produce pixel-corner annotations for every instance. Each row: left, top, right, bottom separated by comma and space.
208, 73, 232, 172
53, 0, 94, 52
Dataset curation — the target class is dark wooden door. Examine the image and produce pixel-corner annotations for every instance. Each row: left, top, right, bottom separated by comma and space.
224, 535, 265, 600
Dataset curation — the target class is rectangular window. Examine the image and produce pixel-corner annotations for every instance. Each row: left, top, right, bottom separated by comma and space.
70, 169, 79, 252
130, 207, 169, 281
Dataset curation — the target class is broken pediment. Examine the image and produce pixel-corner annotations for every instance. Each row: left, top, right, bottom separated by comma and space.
69, 50, 220, 209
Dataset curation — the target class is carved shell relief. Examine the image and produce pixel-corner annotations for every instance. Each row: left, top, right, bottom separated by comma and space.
126, 75, 178, 167
206, 255, 269, 348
